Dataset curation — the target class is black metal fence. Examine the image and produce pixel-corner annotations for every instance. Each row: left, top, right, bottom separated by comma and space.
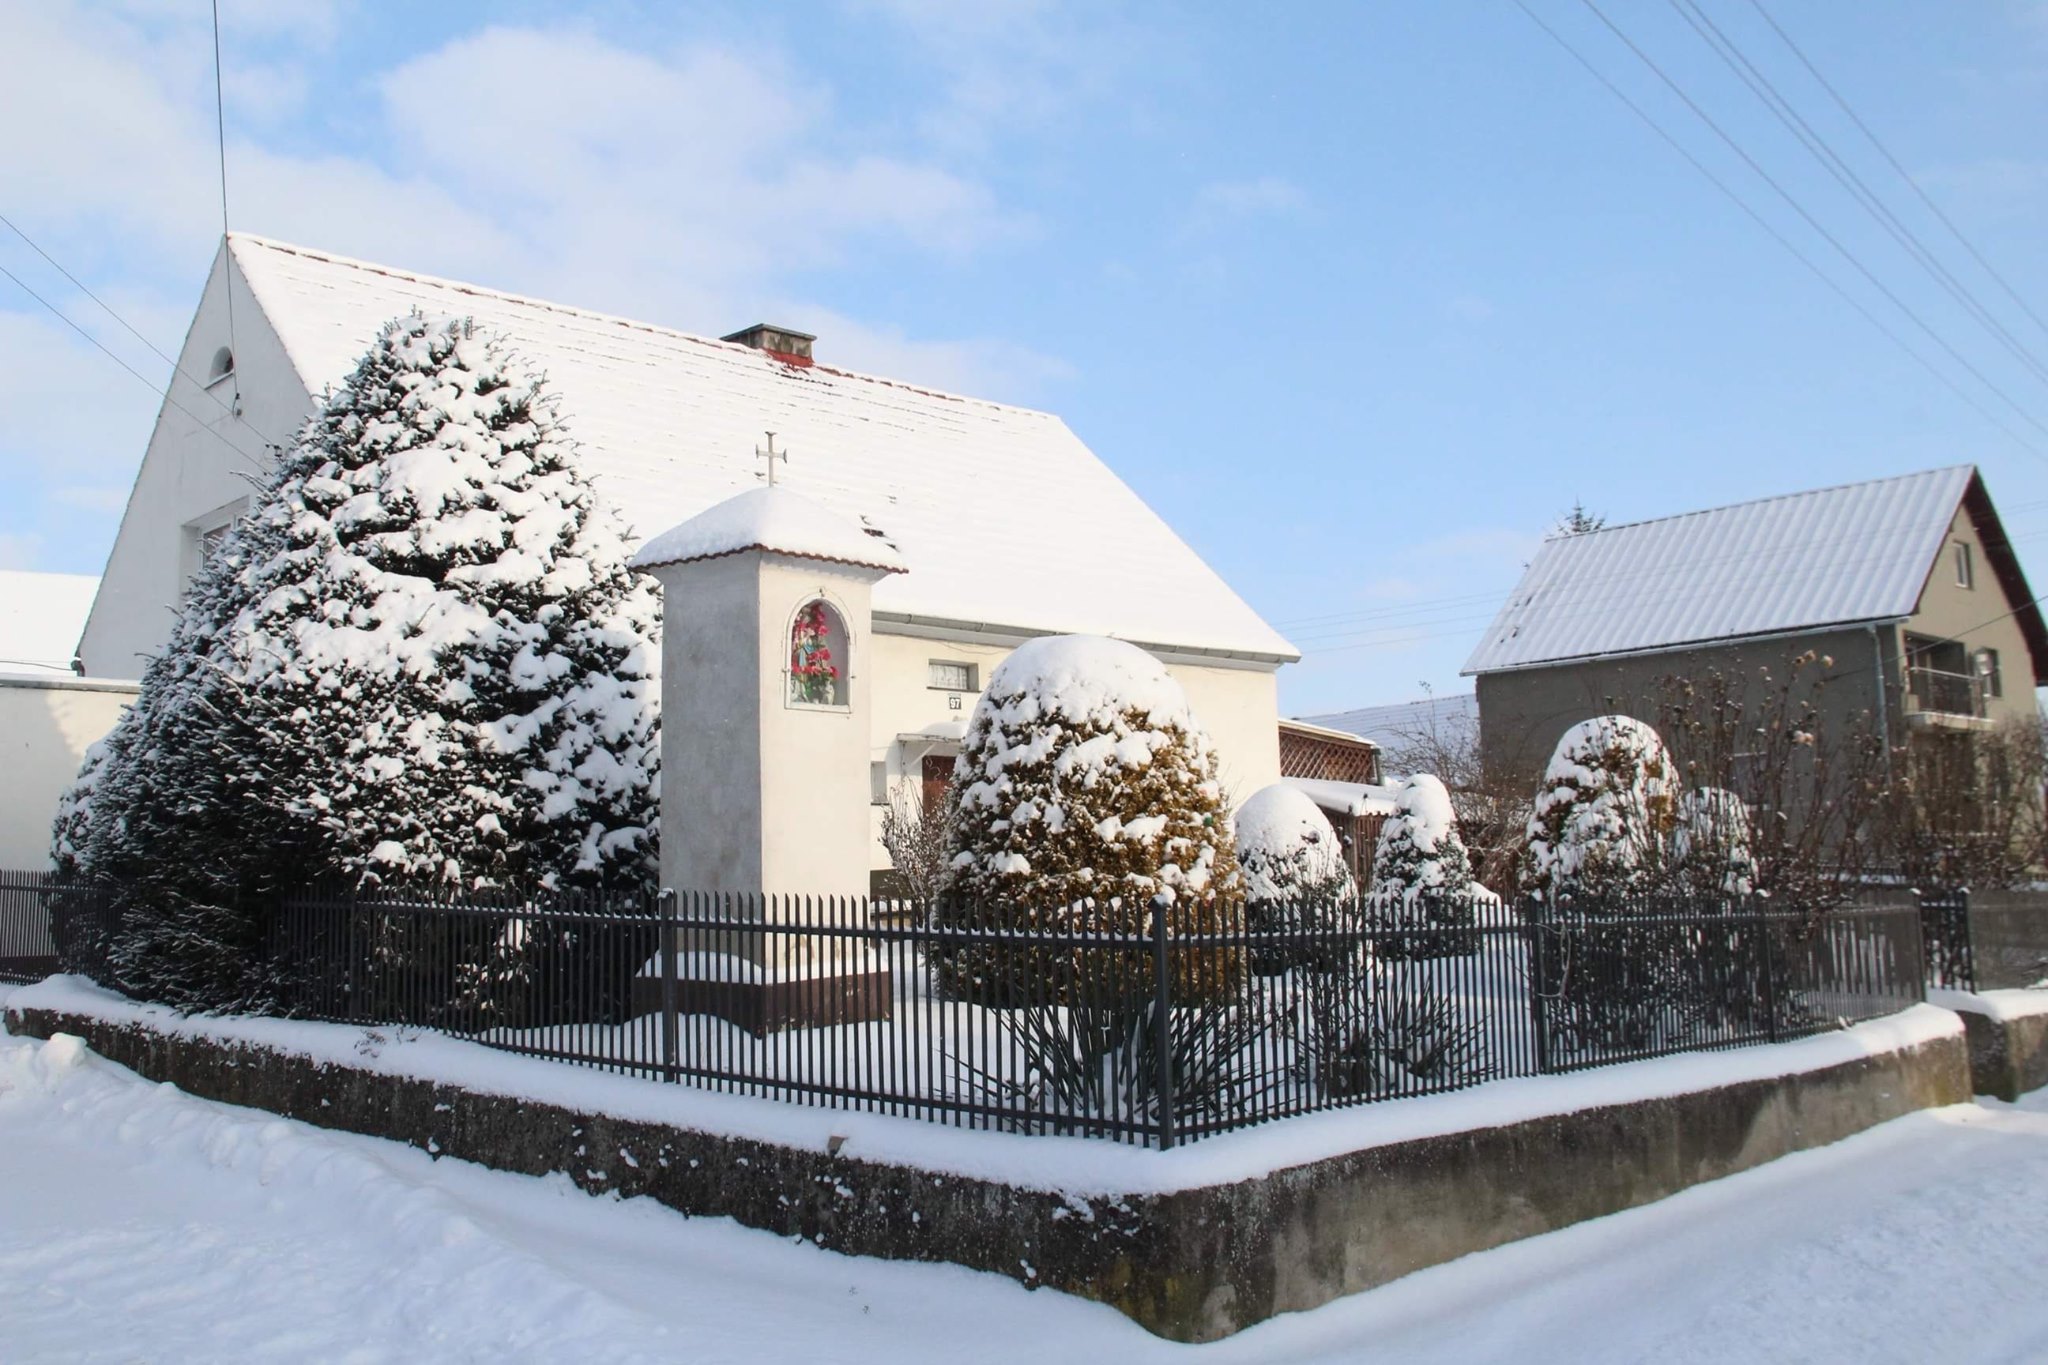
0, 871, 1930, 1148
0, 870, 62, 983
1910, 887, 2048, 993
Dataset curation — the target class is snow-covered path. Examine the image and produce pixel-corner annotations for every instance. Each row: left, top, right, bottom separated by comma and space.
0, 1017, 2042, 1363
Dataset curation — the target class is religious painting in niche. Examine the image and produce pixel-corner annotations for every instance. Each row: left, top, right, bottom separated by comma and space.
789, 599, 849, 706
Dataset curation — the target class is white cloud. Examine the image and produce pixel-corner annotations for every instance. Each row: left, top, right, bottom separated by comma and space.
0, 532, 43, 570
0, 2, 1076, 567
1192, 176, 1309, 220
51, 485, 135, 513
848, 0, 1151, 154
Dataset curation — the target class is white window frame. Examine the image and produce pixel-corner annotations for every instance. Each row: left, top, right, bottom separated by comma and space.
927, 659, 978, 693
1954, 540, 1974, 589
180, 497, 250, 593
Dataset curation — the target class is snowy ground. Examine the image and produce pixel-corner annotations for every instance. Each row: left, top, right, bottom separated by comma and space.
0, 1008, 2043, 1363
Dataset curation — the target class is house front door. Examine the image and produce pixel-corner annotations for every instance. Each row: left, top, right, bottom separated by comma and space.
922, 755, 954, 816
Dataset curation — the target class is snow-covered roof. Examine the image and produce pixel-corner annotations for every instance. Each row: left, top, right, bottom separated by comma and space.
630, 486, 907, 575
226, 235, 1295, 662
1281, 776, 1399, 819
0, 571, 98, 674
1464, 466, 1984, 674
1301, 693, 1477, 750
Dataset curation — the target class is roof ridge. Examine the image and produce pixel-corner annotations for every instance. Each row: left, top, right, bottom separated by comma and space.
1554, 464, 1975, 541
223, 232, 1060, 421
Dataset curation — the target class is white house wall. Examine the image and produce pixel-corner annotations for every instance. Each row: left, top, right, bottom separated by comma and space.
78, 243, 310, 678
0, 677, 136, 870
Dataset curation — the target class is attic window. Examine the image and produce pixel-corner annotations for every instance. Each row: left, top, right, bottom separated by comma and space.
1954, 541, 1974, 589
207, 346, 235, 384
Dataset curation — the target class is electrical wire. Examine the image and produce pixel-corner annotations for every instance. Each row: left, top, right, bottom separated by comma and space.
211, 0, 239, 405
1745, 0, 2048, 344
0, 212, 240, 419
1510, 0, 2045, 460
1577, 0, 2048, 443
1666, 0, 2048, 391
0, 258, 274, 472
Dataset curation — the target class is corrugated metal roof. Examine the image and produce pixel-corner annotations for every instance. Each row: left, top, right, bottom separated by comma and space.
226, 235, 1298, 661
1302, 693, 1479, 750
1462, 466, 1975, 674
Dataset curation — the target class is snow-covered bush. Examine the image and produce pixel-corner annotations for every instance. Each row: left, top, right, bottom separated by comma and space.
937, 635, 1244, 1005
1672, 787, 1756, 897
1523, 715, 1678, 902
1371, 773, 1476, 897
57, 313, 662, 1010
1367, 772, 1487, 958
1234, 784, 1356, 973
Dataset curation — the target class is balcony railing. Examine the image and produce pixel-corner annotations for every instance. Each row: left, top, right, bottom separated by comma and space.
1905, 666, 1988, 720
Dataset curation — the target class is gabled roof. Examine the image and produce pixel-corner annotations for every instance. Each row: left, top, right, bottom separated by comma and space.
225, 235, 1295, 662
1303, 692, 1479, 750
0, 571, 98, 675
1462, 466, 2047, 677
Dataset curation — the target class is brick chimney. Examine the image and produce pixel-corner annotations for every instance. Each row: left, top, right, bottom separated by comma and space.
721, 323, 816, 365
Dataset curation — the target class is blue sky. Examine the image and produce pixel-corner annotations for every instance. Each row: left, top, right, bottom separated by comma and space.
6, 1, 2048, 715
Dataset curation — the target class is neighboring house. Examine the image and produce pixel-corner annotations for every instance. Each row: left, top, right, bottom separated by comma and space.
1464, 466, 2048, 784
0, 572, 135, 869
76, 235, 1299, 878
1304, 692, 1479, 779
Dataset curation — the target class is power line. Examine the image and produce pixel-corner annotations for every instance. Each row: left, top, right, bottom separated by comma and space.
1744, 0, 2048, 345
1576, 0, 2048, 445
211, 0, 240, 406
1666, 0, 2048, 391
1509, 0, 2044, 460
0, 258, 273, 472
0, 212, 238, 419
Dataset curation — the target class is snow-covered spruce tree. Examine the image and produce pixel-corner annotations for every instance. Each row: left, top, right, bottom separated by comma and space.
50, 504, 298, 1006
1233, 783, 1356, 973
57, 313, 661, 1012
1522, 715, 1678, 903
222, 312, 660, 894
1366, 772, 1485, 958
937, 635, 1245, 1007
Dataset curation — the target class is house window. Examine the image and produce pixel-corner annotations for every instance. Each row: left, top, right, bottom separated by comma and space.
207, 346, 235, 384
788, 599, 849, 707
1954, 541, 1974, 589
1976, 647, 2003, 700
928, 660, 976, 692
870, 761, 889, 805
198, 522, 232, 568
180, 498, 249, 597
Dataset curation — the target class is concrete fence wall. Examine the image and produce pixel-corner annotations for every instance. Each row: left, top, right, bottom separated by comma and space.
3, 994, 1970, 1342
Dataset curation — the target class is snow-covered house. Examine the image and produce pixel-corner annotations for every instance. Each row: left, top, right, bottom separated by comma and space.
76, 235, 1298, 879
1464, 466, 2048, 782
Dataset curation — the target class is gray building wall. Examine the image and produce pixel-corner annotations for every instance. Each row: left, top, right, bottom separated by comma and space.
1475, 499, 2040, 786
1476, 626, 1897, 788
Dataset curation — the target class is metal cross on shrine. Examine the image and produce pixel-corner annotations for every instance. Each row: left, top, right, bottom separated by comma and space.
756, 432, 787, 487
